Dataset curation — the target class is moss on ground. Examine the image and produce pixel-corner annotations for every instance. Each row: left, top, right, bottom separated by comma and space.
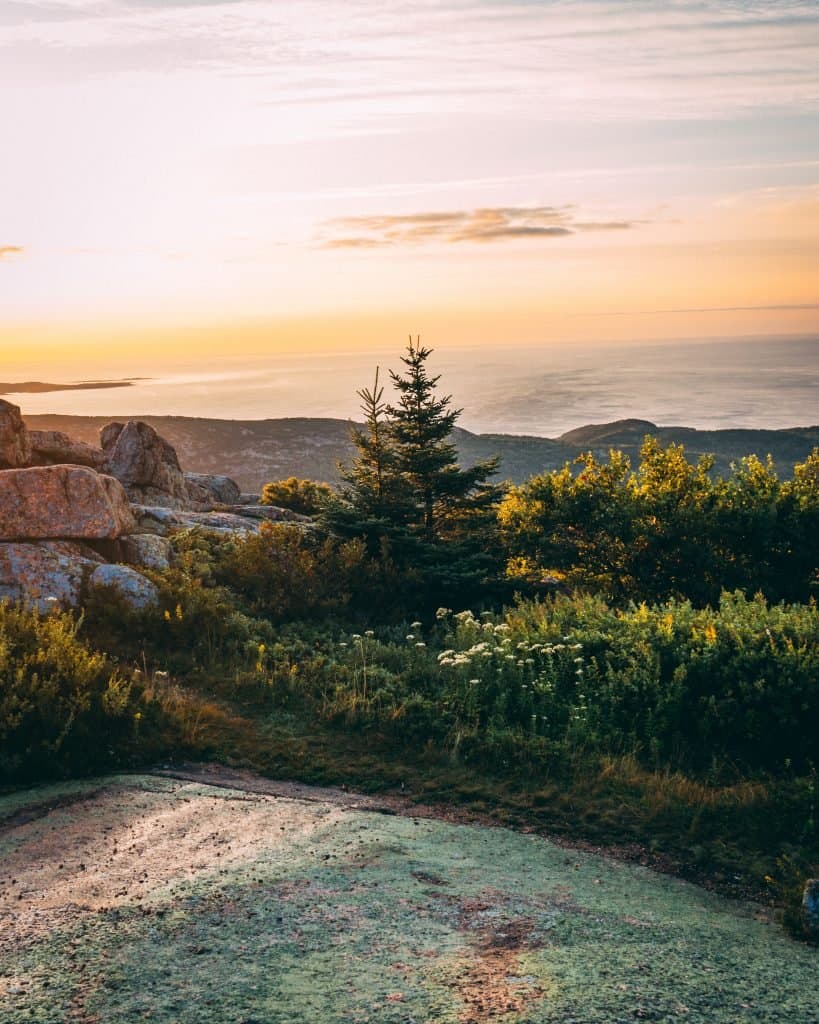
1, 775, 816, 1024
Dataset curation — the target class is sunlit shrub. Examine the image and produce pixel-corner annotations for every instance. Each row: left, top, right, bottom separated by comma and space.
261, 477, 333, 516
0, 602, 164, 782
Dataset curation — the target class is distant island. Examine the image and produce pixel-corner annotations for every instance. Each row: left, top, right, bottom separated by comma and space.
24, 413, 819, 491
0, 379, 143, 395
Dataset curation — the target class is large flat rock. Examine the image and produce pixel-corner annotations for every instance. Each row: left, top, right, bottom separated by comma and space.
0, 773, 815, 1023
0, 465, 135, 540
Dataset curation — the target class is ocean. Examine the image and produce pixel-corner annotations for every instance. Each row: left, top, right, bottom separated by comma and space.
8, 334, 819, 437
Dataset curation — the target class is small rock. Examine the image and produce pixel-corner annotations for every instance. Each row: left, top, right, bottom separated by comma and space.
185, 472, 241, 507
89, 563, 160, 611
119, 533, 173, 571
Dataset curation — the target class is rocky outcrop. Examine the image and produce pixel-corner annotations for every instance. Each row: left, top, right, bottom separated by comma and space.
119, 533, 173, 572
0, 466, 136, 541
0, 408, 296, 611
0, 400, 32, 469
132, 503, 308, 537
231, 505, 310, 524
185, 472, 241, 507
0, 542, 98, 612
29, 429, 105, 470
89, 563, 159, 611
102, 420, 190, 508
0, 539, 160, 613
133, 506, 264, 536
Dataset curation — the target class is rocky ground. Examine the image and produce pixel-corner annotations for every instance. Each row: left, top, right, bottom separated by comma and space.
1, 771, 816, 1024
0, 400, 308, 613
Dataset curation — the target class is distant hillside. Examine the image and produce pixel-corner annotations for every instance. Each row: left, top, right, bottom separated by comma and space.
26, 414, 819, 492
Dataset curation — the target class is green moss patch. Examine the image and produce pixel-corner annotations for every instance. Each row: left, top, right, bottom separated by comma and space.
1, 775, 815, 1023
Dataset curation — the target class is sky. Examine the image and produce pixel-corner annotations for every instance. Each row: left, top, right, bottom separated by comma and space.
1, 0, 818, 372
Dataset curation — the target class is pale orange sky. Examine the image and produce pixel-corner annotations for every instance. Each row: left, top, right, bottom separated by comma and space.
1, 0, 818, 367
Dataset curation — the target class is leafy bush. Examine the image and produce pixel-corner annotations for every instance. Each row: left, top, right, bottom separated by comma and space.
499, 441, 819, 605
261, 477, 333, 516
0, 602, 165, 782
215, 523, 375, 621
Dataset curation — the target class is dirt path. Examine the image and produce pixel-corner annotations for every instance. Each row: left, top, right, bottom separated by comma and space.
1, 772, 816, 1023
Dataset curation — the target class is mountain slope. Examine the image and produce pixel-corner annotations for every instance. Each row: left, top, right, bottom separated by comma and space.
25, 414, 819, 491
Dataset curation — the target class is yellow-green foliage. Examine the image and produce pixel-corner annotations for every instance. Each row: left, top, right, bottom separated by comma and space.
0, 602, 162, 782
499, 439, 819, 604
218, 522, 371, 620
261, 477, 333, 516
277, 594, 819, 777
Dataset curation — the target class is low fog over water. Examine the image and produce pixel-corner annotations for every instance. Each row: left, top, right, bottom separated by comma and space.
9, 335, 819, 436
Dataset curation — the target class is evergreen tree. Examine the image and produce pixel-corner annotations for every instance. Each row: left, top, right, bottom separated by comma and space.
387, 338, 501, 540
319, 339, 505, 609
320, 367, 415, 556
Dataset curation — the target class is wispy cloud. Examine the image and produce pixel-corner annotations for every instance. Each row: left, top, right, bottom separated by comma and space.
321, 207, 636, 247
604, 303, 819, 316
2, 1, 818, 122
0, 246, 24, 260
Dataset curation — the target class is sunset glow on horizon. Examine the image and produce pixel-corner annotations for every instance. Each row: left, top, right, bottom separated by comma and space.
2, 0, 818, 370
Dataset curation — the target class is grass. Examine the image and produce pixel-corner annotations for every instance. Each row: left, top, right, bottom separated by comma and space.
144, 670, 817, 914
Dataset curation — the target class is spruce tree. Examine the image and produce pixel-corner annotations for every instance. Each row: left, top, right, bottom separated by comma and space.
320, 339, 504, 608
386, 338, 501, 541
319, 367, 415, 556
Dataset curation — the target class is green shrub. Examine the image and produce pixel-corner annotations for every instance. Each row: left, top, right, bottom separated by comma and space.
0, 602, 165, 782
261, 477, 333, 516
254, 594, 818, 777
499, 441, 819, 605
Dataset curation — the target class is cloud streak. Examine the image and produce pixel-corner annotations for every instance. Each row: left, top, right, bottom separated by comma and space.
3, 1, 817, 122
0, 246, 24, 260
321, 207, 637, 248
